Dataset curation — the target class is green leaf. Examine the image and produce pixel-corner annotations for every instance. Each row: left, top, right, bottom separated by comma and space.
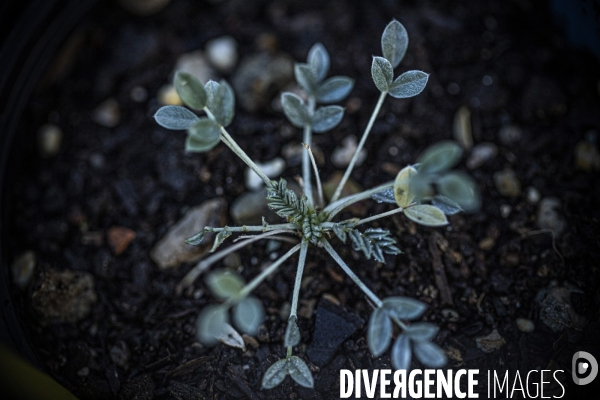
437, 172, 481, 212
389, 70, 429, 99
204, 80, 220, 109
391, 334, 412, 370
417, 141, 463, 174
154, 106, 199, 130
196, 305, 228, 345
287, 356, 314, 388
185, 229, 207, 245
186, 117, 221, 152
394, 165, 418, 208
371, 188, 396, 204
404, 204, 448, 227
382, 297, 427, 320
307, 43, 330, 82
174, 71, 207, 110
368, 307, 392, 357
233, 296, 264, 335
316, 76, 354, 103
284, 316, 301, 348
413, 341, 447, 368
206, 270, 244, 299
210, 227, 232, 252
281, 92, 311, 128
371, 56, 393, 93
312, 106, 344, 133
210, 80, 235, 127
381, 20, 408, 68
404, 323, 439, 342
262, 358, 288, 389
432, 195, 463, 215
295, 63, 318, 96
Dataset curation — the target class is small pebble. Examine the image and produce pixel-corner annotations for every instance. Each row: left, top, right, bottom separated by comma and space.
77, 367, 90, 377
453, 106, 472, 149
174, 51, 216, 87
331, 136, 366, 168
526, 187, 541, 204
107, 226, 136, 255
516, 318, 535, 333
475, 329, 506, 353
245, 157, 285, 191
494, 168, 521, 197
37, 123, 62, 158
500, 204, 512, 218
466, 142, 497, 169
498, 124, 522, 145
479, 237, 495, 251
157, 84, 183, 106
11, 250, 36, 289
537, 197, 566, 237
130, 85, 148, 102
110, 341, 131, 368
441, 308, 460, 322
93, 98, 120, 128
205, 36, 238, 72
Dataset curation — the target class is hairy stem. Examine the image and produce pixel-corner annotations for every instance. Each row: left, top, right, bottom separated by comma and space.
321, 239, 382, 307
209, 223, 298, 233
220, 127, 273, 187
324, 181, 394, 220
355, 208, 404, 227
302, 97, 316, 205
303, 143, 324, 208
178, 230, 294, 291
289, 241, 309, 320
330, 91, 387, 203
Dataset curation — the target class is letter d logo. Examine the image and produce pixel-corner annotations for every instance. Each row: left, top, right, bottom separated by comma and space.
572, 351, 598, 385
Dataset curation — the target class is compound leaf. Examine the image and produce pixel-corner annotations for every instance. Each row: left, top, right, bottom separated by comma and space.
316, 76, 354, 103
154, 106, 199, 130
368, 307, 392, 357
381, 20, 409, 68
312, 105, 344, 133
371, 56, 393, 93
174, 71, 206, 110
404, 204, 448, 227
389, 70, 429, 99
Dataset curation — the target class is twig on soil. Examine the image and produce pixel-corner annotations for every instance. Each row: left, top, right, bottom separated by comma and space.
428, 233, 453, 305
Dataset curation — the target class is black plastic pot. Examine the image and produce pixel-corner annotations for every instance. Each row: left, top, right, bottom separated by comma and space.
0, 0, 97, 373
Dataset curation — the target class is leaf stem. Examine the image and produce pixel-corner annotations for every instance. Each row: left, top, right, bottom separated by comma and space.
289, 241, 309, 320
302, 97, 316, 205
321, 239, 382, 307
355, 207, 404, 227
302, 143, 324, 208
209, 223, 298, 233
324, 181, 394, 220
330, 91, 387, 203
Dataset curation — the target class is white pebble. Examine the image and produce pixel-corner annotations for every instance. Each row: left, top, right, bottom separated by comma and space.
206, 36, 238, 72
245, 157, 286, 190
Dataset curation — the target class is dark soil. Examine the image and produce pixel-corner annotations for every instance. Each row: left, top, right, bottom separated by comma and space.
5, 0, 600, 399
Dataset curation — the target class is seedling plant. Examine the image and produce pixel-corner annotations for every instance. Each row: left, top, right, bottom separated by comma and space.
153, 20, 480, 389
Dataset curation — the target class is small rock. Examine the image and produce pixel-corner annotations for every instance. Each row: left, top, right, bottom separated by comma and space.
118, 0, 170, 15
232, 52, 294, 112
475, 329, 506, 353
107, 226, 136, 255
494, 168, 521, 197
245, 157, 286, 191
441, 308, 460, 322
11, 250, 36, 289
31, 268, 97, 324
500, 204, 512, 218
205, 36, 238, 72
150, 199, 226, 269
331, 136, 366, 168
453, 106, 472, 149
37, 123, 62, 158
526, 187, 541, 204
479, 237, 495, 251
157, 84, 183, 106
574, 139, 600, 172
93, 98, 120, 128
306, 298, 364, 366
77, 367, 90, 377
498, 124, 522, 145
516, 318, 535, 333
445, 346, 463, 362
110, 340, 131, 368
174, 51, 216, 87
537, 284, 586, 332
466, 142, 497, 169
537, 197, 566, 236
